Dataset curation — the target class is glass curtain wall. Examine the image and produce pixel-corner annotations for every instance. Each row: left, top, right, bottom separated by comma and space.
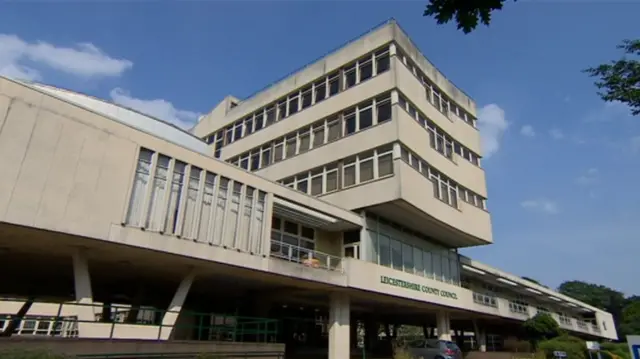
364, 214, 461, 285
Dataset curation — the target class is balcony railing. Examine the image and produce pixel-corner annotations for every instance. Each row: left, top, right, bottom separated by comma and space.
0, 298, 278, 342
269, 241, 342, 272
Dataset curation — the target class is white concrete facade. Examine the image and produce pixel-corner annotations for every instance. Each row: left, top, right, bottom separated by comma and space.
0, 19, 617, 359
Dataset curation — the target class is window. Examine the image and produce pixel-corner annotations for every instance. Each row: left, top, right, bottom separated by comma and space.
379, 234, 391, 267
343, 158, 356, 187
146, 154, 170, 230
265, 106, 276, 127
344, 110, 356, 135
288, 94, 299, 116
165, 161, 186, 234
261, 147, 272, 168
274, 141, 284, 162
390, 239, 403, 271
509, 299, 529, 315
277, 100, 287, 121
327, 119, 341, 142
344, 64, 357, 89
271, 216, 316, 262
227, 93, 394, 173
250, 153, 260, 171
359, 157, 374, 182
182, 166, 201, 238
315, 80, 326, 103
299, 130, 311, 154
244, 116, 254, 136
328, 73, 340, 96
359, 59, 373, 82
376, 49, 390, 74
255, 113, 264, 131
359, 105, 373, 130
312, 123, 325, 148
402, 243, 413, 273
326, 166, 338, 192
378, 152, 393, 177
430, 170, 458, 208
377, 97, 392, 124
365, 215, 461, 285
233, 123, 243, 141
311, 171, 323, 196
301, 86, 312, 109
297, 177, 308, 194
474, 292, 498, 308
285, 136, 296, 158
126, 149, 153, 226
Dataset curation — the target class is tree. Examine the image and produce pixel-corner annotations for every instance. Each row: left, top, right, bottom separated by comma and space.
522, 313, 561, 349
558, 281, 627, 335
584, 39, 640, 116
423, 0, 516, 34
619, 299, 640, 337
521, 276, 540, 285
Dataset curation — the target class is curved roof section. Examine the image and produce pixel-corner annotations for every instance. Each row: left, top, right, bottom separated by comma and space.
16, 80, 211, 156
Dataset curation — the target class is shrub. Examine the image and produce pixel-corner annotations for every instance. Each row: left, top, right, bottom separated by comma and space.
601, 342, 631, 359
392, 346, 413, 359
523, 313, 561, 349
538, 335, 587, 359
504, 337, 533, 352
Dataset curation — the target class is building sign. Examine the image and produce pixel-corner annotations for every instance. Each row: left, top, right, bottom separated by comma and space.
586, 341, 600, 351
380, 275, 458, 300
627, 335, 640, 359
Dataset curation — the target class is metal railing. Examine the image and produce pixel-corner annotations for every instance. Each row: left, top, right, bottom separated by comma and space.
269, 241, 342, 272
76, 352, 285, 359
0, 298, 278, 342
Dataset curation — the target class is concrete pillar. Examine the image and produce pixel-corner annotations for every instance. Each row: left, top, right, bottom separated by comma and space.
473, 319, 487, 352
436, 311, 451, 341
160, 271, 196, 340
329, 292, 350, 359
72, 250, 95, 323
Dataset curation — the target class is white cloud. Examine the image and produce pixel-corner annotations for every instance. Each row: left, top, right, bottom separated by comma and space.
110, 88, 201, 130
549, 128, 564, 140
477, 104, 508, 159
520, 199, 559, 215
583, 101, 632, 122
520, 125, 535, 137
0, 34, 132, 81
575, 168, 599, 186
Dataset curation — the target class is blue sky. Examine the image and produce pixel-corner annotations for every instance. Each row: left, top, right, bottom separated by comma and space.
1, 2, 639, 294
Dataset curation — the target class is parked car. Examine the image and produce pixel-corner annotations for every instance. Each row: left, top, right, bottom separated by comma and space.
407, 339, 463, 359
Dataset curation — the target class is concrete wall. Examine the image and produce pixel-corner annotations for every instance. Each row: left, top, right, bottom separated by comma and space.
193, 20, 476, 139
0, 77, 362, 243
344, 258, 617, 340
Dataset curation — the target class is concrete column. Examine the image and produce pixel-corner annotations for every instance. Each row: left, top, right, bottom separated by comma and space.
72, 250, 95, 322
160, 271, 196, 340
473, 319, 487, 352
329, 292, 350, 359
436, 311, 451, 341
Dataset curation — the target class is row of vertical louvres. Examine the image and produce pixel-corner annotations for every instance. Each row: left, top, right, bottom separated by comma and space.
125, 148, 268, 255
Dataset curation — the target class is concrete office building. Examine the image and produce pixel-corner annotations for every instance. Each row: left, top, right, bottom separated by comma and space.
0, 20, 616, 358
